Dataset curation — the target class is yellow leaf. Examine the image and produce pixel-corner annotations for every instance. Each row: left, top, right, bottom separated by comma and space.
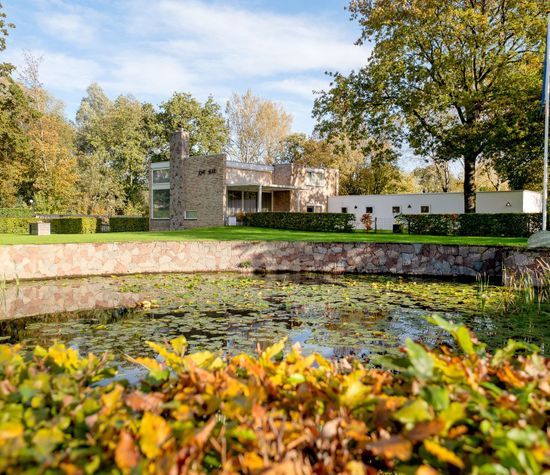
424, 439, 465, 469
139, 412, 172, 459
241, 452, 264, 471
261, 339, 287, 361
341, 380, 370, 409
0, 421, 23, 441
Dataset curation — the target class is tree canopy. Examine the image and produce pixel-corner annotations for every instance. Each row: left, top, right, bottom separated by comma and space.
314, 0, 546, 211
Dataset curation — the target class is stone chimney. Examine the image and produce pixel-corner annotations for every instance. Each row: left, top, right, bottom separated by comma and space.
169, 129, 189, 230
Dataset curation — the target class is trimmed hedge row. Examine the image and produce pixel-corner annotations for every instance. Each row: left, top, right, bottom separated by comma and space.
50, 217, 100, 234
109, 216, 149, 232
243, 212, 355, 232
400, 213, 542, 237
0, 207, 33, 218
0, 218, 39, 234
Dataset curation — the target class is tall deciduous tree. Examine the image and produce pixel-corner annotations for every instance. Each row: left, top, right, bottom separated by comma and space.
76, 84, 157, 214
226, 90, 292, 164
18, 53, 78, 213
314, 0, 546, 212
158, 92, 227, 157
0, 4, 34, 207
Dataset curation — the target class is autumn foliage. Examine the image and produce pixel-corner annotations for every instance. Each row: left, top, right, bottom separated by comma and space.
0, 316, 549, 474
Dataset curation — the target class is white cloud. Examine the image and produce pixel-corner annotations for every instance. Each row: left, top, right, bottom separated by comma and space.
126, 0, 366, 78
37, 12, 97, 46
263, 77, 332, 99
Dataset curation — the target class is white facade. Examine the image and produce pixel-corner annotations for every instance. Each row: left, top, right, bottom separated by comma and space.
328, 191, 543, 230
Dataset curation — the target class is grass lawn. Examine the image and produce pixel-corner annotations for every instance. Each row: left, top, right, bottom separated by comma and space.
0, 227, 527, 247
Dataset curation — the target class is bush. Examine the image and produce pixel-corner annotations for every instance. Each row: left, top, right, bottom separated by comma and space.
0, 317, 548, 473
361, 213, 373, 231
243, 212, 355, 232
0, 207, 33, 218
401, 213, 542, 237
0, 217, 39, 234
50, 217, 99, 234
109, 216, 149, 232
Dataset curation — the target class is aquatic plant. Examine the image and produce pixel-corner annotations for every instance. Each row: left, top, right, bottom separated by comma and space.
0, 317, 549, 474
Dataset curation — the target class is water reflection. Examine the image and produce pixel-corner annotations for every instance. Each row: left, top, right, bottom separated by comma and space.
0, 273, 549, 380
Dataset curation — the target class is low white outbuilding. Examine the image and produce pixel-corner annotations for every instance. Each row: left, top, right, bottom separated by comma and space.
328, 191, 543, 230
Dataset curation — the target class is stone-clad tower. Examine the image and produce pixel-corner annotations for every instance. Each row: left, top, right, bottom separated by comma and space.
169, 129, 189, 230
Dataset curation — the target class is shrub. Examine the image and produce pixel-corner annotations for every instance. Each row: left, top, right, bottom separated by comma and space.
243, 212, 355, 232
0, 317, 548, 473
401, 213, 542, 237
109, 216, 149, 232
50, 217, 99, 234
361, 213, 373, 231
0, 217, 39, 234
0, 207, 33, 218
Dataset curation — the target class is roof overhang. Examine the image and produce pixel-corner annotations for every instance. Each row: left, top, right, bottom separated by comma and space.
227, 183, 303, 192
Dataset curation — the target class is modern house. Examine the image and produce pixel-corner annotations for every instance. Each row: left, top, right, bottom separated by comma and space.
149, 130, 339, 230
328, 191, 543, 230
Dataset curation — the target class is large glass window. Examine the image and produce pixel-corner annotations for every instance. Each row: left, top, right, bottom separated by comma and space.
243, 191, 258, 212
227, 190, 242, 215
261, 192, 272, 212
152, 189, 170, 219
306, 170, 325, 187
152, 168, 170, 184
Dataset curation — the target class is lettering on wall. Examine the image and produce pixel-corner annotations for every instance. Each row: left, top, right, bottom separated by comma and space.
198, 168, 217, 176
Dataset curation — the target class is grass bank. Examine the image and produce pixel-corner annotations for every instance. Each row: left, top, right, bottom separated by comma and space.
0, 227, 527, 246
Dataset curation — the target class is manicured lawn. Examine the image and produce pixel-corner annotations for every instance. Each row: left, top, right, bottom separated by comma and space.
0, 227, 527, 246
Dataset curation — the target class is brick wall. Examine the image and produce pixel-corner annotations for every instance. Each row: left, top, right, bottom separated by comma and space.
181, 155, 226, 229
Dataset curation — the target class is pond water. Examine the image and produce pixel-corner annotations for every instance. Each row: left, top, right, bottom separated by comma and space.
1, 273, 549, 378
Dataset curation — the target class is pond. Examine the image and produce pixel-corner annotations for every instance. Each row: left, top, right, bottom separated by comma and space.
1, 272, 549, 378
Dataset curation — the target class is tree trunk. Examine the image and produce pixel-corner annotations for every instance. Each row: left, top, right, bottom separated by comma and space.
463, 155, 476, 213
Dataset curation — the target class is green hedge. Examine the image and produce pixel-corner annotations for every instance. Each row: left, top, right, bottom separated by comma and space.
0, 208, 33, 218
400, 213, 542, 237
243, 212, 355, 232
0, 318, 549, 473
0, 218, 39, 234
109, 216, 149, 232
50, 217, 99, 234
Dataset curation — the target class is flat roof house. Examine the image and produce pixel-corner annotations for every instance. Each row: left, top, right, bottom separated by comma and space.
150, 130, 339, 230
329, 191, 543, 230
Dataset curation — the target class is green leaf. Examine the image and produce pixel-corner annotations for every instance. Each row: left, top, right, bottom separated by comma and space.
405, 340, 434, 380
394, 399, 432, 425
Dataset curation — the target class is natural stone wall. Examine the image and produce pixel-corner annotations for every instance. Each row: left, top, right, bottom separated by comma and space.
502, 248, 550, 285
0, 241, 508, 282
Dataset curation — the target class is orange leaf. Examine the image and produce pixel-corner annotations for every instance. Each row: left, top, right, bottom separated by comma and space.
367, 435, 412, 461
126, 391, 164, 413
115, 431, 140, 472
406, 419, 445, 442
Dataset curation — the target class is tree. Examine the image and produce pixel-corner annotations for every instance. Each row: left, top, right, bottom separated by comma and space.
18, 53, 78, 213
314, 0, 546, 212
76, 84, 157, 213
226, 90, 292, 164
412, 161, 461, 193
0, 4, 34, 206
158, 92, 227, 157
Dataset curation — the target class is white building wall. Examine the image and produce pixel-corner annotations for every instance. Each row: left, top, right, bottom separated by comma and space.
328, 191, 542, 230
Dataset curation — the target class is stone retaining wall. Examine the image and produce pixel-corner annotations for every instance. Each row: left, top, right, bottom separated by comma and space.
502, 248, 550, 285
0, 241, 512, 282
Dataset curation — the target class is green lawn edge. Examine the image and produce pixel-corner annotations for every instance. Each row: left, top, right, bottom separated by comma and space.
0, 227, 527, 247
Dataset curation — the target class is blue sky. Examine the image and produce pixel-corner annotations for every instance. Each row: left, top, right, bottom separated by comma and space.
3, 0, 367, 133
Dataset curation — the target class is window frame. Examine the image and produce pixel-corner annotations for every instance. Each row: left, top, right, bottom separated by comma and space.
184, 210, 198, 220
341, 207, 348, 214
365, 206, 374, 214
392, 206, 401, 214
151, 188, 171, 220
420, 205, 431, 214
